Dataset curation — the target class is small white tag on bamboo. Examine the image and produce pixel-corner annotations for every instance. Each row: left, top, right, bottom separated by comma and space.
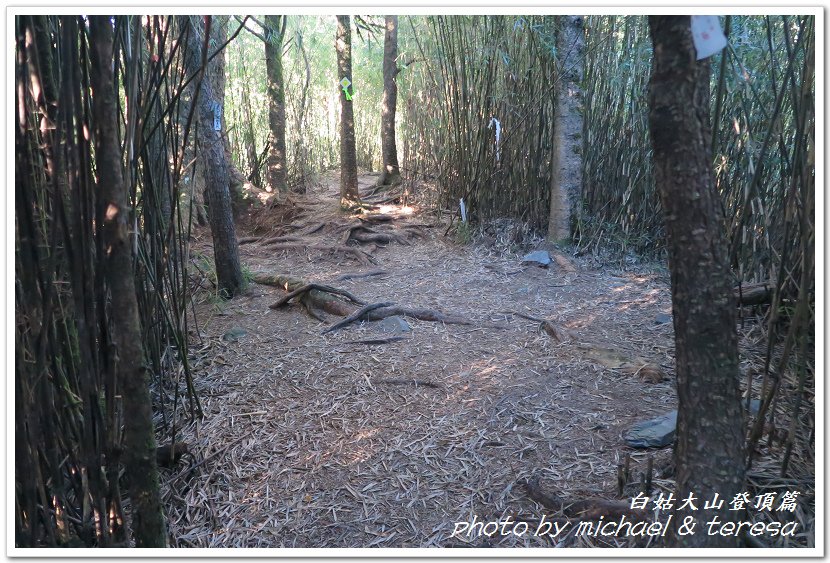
691, 16, 727, 60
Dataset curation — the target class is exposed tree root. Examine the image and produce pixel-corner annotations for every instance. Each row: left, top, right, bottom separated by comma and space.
261, 243, 377, 265
343, 336, 408, 345
373, 379, 441, 389
322, 302, 396, 333
522, 476, 648, 521
504, 310, 576, 342
337, 269, 388, 281
269, 283, 365, 309
504, 310, 667, 382
240, 235, 306, 246
252, 273, 478, 329
358, 213, 397, 223
339, 223, 410, 246
366, 306, 473, 325
252, 274, 356, 317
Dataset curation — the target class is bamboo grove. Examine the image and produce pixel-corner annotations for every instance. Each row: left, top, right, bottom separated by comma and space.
15, 16, 213, 546
580, 16, 815, 477
14, 14, 816, 548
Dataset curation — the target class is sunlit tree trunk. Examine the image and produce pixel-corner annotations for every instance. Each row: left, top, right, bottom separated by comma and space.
264, 15, 288, 193
377, 15, 401, 187
89, 16, 167, 548
336, 15, 360, 206
647, 15, 745, 548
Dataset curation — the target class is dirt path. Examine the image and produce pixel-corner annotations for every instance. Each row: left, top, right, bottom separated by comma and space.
163, 174, 677, 548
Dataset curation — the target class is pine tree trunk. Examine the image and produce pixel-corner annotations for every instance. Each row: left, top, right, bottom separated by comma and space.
377, 15, 401, 187
264, 15, 288, 193
183, 16, 244, 298
336, 15, 360, 205
88, 16, 167, 548
647, 15, 746, 548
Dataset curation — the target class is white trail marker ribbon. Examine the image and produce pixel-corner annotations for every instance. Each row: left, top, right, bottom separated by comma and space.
691, 16, 727, 60
488, 117, 502, 163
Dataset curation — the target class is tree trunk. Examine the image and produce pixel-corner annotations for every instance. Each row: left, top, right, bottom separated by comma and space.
547, 15, 582, 242
377, 15, 401, 187
206, 16, 247, 199
647, 16, 745, 548
264, 15, 288, 194
336, 15, 360, 206
88, 16, 167, 548
183, 16, 245, 298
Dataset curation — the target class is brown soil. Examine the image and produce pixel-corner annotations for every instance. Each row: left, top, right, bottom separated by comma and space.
163, 173, 680, 548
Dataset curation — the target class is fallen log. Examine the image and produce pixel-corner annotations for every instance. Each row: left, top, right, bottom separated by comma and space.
735, 281, 775, 306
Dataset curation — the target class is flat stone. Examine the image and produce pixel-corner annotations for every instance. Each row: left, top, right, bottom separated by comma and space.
627, 401, 762, 449
625, 410, 677, 449
379, 316, 411, 334
222, 327, 247, 342
655, 313, 672, 325
521, 250, 552, 267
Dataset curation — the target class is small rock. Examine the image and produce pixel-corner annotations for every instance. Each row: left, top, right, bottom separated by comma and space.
625, 410, 677, 449
222, 327, 247, 342
379, 316, 411, 334
521, 250, 552, 268
655, 313, 672, 325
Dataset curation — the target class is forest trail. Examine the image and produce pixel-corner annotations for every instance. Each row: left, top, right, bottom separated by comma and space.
165, 173, 678, 548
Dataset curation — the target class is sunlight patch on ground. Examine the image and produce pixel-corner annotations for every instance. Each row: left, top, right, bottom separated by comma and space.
377, 204, 416, 215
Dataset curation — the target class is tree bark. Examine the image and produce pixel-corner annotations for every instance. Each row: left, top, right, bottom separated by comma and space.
547, 15, 582, 242
183, 16, 245, 298
377, 15, 402, 187
89, 16, 167, 548
207, 16, 247, 198
264, 15, 289, 193
336, 15, 360, 206
647, 16, 745, 548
